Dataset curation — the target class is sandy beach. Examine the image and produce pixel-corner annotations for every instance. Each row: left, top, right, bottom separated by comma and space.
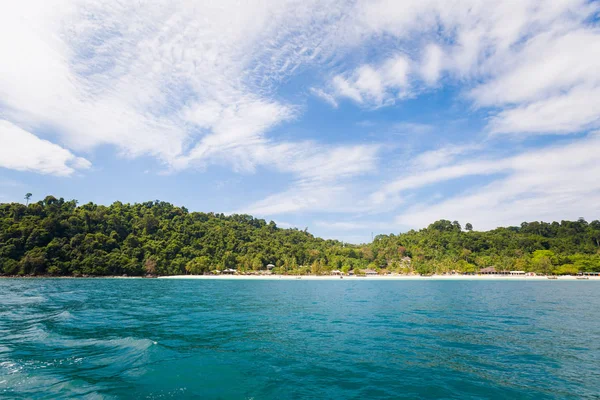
160, 274, 600, 281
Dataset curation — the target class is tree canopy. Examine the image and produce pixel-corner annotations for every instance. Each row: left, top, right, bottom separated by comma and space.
1, 196, 599, 276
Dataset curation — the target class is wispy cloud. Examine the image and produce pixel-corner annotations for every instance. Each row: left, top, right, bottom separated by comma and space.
312, 0, 599, 137
0, 0, 349, 174
316, 54, 411, 107
389, 132, 600, 229
310, 88, 339, 108
240, 143, 380, 215
2, 0, 598, 171
410, 144, 482, 170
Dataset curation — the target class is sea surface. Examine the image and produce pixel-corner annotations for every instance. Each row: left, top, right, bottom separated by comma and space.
1, 279, 599, 399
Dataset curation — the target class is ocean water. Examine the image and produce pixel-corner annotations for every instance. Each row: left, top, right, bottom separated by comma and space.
1, 279, 599, 399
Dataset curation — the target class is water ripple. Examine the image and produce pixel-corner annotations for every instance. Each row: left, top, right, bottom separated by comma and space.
1, 279, 600, 399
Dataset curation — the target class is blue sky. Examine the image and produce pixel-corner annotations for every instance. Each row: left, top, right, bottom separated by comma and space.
1, 0, 600, 243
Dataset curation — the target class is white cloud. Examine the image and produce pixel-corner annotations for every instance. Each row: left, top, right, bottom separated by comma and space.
318, 0, 600, 135
420, 44, 444, 86
469, 27, 600, 135
0, 0, 348, 172
0, 120, 91, 176
327, 54, 411, 107
309, 88, 338, 108
489, 86, 600, 134
331, 75, 364, 103
240, 143, 380, 215
410, 144, 481, 170
371, 159, 507, 207
247, 0, 599, 231
242, 183, 351, 216
173, 97, 295, 172
275, 143, 380, 183
387, 132, 600, 229
3, 0, 598, 176
471, 29, 600, 107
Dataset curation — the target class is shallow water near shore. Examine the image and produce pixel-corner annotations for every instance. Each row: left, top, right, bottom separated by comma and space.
1, 279, 599, 399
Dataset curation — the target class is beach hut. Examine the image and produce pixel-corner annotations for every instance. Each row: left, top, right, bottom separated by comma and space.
480, 266, 497, 275
364, 269, 378, 276
348, 270, 355, 276
266, 263, 275, 270
330, 270, 342, 275
223, 268, 237, 275
509, 270, 526, 275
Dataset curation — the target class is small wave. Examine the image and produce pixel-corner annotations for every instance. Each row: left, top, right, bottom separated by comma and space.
0, 294, 47, 306
0, 357, 116, 399
54, 310, 75, 321
31, 334, 157, 352
94, 337, 156, 351
2, 324, 50, 343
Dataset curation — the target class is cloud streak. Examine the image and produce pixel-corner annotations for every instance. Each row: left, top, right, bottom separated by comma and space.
389, 132, 600, 229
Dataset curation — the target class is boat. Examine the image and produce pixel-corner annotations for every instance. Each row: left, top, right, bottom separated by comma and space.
547, 276, 558, 280
577, 276, 589, 280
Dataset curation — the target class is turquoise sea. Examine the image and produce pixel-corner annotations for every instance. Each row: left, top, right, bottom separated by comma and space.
1, 279, 599, 399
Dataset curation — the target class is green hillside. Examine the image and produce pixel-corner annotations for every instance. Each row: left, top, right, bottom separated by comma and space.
1, 196, 599, 276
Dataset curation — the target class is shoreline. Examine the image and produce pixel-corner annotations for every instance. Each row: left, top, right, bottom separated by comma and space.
159, 274, 600, 281
1, 275, 598, 281
0, 275, 145, 279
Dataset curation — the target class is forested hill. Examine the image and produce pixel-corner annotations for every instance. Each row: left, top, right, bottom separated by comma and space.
1, 196, 599, 276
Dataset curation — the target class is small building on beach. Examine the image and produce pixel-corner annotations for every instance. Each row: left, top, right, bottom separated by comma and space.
364, 269, 378, 276
266, 263, 275, 270
223, 268, 237, 275
331, 270, 342, 275
510, 270, 526, 275
480, 267, 514, 275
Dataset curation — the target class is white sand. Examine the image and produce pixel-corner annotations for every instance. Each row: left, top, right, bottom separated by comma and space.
159, 274, 600, 281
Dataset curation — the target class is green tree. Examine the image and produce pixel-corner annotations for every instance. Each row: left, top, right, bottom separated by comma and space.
531, 250, 556, 275
186, 256, 211, 275
1, 197, 599, 278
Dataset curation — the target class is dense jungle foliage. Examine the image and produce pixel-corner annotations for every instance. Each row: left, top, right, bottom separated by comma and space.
1, 196, 599, 276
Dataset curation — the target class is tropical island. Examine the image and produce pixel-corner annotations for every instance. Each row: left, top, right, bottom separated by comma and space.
1, 195, 599, 278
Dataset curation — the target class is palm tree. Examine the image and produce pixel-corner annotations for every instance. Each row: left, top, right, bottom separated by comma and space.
24, 193, 32, 206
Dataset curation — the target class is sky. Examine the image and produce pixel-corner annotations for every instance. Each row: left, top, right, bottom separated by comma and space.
1, 0, 599, 243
